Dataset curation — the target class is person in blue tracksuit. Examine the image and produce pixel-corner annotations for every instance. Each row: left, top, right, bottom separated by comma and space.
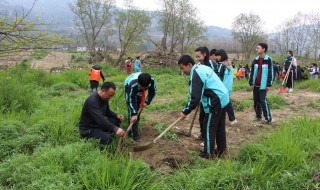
195, 47, 219, 143
215, 49, 237, 125
178, 55, 229, 159
284, 50, 297, 92
124, 72, 157, 141
249, 43, 274, 124
134, 56, 142, 72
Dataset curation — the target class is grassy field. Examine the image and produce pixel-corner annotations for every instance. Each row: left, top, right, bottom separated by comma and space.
0, 56, 320, 189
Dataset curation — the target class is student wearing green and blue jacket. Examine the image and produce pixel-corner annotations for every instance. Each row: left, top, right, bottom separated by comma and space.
195, 47, 218, 141
178, 55, 229, 159
249, 43, 274, 124
215, 49, 237, 125
124, 72, 157, 141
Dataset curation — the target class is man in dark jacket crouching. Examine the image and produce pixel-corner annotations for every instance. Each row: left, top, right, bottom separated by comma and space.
79, 82, 125, 145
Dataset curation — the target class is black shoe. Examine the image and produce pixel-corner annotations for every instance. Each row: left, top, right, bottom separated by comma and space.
261, 120, 271, 124
198, 151, 215, 160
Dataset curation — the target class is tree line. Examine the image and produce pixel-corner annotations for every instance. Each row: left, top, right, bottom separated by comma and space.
1, 0, 320, 65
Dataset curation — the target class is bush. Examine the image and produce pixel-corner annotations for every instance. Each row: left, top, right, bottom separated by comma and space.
0, 120, 43, 161
21, 69, 56, 87
52, 82, 78, 92
70, 53, 89, 63
61, 70, 89, 89
0, 77, 37, 114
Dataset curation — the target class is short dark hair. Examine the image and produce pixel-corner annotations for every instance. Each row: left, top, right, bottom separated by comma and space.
101, 82, 116, 91
138, 73, 152, 87
127, 57, 131, 59
288, 50, 293, 56
136, 56, 140, 59
209, 49, 217, 56
258, 43, 268, 52
195, 47, 209, 61
178, 55, 195, 66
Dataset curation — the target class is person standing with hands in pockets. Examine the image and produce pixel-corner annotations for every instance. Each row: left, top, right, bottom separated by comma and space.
249, 43, 274, 124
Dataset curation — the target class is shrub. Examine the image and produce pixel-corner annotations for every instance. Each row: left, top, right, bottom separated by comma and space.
0, 77, 37, 114
70, 52, 89, 63
52, 82, 78, 92
0, 120, 43, 161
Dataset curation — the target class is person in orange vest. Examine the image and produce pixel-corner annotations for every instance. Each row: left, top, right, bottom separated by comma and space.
125, 57, 133, 74
236, 65, 244, 80
89, 65, 105, 94
233, 64, 237, 80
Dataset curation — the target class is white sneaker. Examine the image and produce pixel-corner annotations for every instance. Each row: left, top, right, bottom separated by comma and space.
200, 142, 204, 147
288, 88, 293, 93
230, 119, 238, 125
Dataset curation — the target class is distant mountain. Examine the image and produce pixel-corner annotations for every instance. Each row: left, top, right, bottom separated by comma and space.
207, 25, 232, 39
1, 0, 233, 41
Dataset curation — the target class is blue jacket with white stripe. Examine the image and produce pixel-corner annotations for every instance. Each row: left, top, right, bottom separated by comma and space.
182, 64, 229, 115
124, 72, 157, 116
217, 61, 234, 96
249, 55, 274, 90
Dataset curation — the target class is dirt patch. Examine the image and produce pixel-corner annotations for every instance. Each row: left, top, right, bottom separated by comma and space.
31, 52, 71, 70
0, 51, 31, 69
129, 90, 320, 172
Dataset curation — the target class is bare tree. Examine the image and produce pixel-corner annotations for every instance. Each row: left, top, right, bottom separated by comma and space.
290, 12, 310, 56
308, 12, 320, 61
232, 13, 265, 61
114, 0, 151, 65
0, 0, 65, 55
70, 0, 114, 64
155, 0, 206, 54
175, 0, 206, 55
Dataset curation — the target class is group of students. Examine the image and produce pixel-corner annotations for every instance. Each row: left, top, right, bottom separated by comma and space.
178, 43, 273, 159
79, 42, 275, 160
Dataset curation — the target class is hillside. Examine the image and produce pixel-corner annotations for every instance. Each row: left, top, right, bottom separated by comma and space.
2, 0, 233, 41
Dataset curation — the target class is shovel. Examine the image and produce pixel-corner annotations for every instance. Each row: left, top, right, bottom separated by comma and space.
129, 117, 182, 152
117, 108, 142, 153
277, 58, 293, 94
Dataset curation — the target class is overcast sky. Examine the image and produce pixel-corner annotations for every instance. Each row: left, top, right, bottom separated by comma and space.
116, 0, 319, 33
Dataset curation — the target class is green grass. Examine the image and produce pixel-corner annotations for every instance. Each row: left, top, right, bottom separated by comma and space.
295, 80, 320, 92
1, 58, 320, 189
307, 99, 320, 110
233, 79, 251, 92
231, 94, 286, 112
153, 122, 179, 141
162, 117, 320, 189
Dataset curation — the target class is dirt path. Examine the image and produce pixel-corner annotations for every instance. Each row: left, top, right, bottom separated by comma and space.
31, 52, 71, 69
130, 90, 320, 171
